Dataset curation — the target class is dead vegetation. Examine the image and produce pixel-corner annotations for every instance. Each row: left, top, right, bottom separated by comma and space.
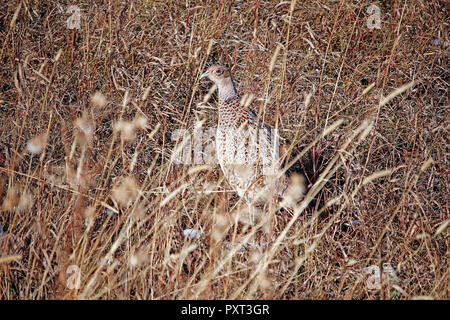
0, 0, 448, 299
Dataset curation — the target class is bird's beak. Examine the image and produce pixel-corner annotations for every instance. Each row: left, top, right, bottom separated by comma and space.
200, 71, 209, 79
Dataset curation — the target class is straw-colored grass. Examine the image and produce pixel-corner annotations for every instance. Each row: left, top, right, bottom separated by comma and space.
0, 0, 448, 299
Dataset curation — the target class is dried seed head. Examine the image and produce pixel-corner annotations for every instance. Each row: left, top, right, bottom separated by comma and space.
269, 43, 282, 72
83, 206, 97, 220
75, 113, 95, 136
214, 214, 228, 228
17, 190, 33, 212
74, 111, 95, 147
212, 214, 229, 244
258, 273, 271, 290
129, 255, 139, 267
91, 91, 107, 109
114, 120, 136, 141
282, 173, 306, 207
129, 250, 148, 267
232, 205, 262, 225
54, 48, 63, 62
74, 130, 88, 148
131, 201, 147, 220
65, 163, 82, 188
2, 185, 20, 212
304, 91, 313, 108
133, 116, 148, 130
142, 86, 151, 101
250, 250, 262, 264
121, 122, 135, 140
111, 176, 139, 208
211, 229, 224, 243
26, 133, 48, 154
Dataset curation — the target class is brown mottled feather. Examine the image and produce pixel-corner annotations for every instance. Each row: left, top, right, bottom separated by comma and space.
201, 65, 289, 204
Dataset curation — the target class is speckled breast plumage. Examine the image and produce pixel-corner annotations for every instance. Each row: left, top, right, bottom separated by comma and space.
215, 96, 287, 203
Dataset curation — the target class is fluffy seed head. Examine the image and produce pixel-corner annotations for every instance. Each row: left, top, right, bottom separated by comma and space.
83, 206, 97, 220
91, 91, 107, 109
114, 120, 135, 141
2, 185, 20, 212
18, 190, 33, 212
111, 176, 140, 208
281, 173, 306, 207
74, 111, 95, 146
133, 116, 148, 130
129, 249, 148, 267
26, 133, 48, 154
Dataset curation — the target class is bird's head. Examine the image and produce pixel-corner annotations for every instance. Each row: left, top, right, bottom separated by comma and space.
200, 65, 231, 85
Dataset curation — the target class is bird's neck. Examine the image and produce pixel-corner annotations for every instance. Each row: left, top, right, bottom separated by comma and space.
218, 77, 239, 103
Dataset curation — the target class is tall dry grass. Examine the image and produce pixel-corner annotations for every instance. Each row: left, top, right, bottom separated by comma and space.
0, 0, 448, 299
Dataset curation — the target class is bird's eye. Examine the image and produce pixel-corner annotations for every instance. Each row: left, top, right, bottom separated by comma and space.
216, 69, 223, 75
